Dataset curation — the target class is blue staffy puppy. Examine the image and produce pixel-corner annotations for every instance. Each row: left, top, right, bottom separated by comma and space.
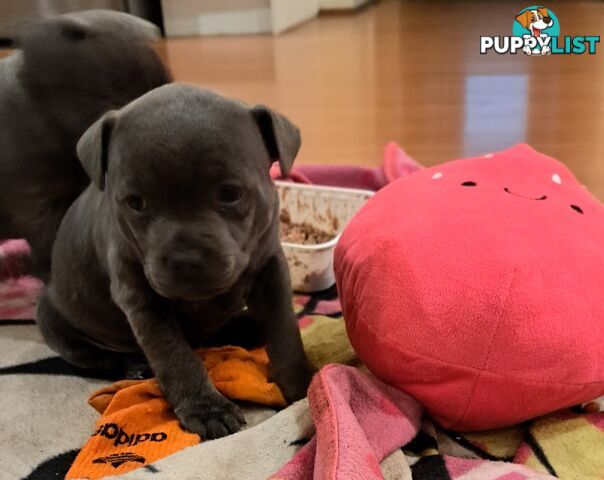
37, 83, 315, 439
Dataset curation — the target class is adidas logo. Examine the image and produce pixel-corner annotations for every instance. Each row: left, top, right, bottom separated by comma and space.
93, 452, 146, 468
92, 422, 168, 447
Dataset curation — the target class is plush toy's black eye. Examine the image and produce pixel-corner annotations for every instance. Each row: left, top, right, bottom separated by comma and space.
570, 205, 584, 214
126, 195, 145, 212
218, 185, 243, 204
461, 181, 477, 187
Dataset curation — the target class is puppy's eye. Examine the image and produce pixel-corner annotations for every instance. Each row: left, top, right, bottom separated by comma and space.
125, 195, 145, 212
570, 205, 584, 214
217, 185, 243, 204
461, 181, 477, 187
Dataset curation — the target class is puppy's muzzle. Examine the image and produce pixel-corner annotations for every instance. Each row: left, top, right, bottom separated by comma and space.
147, 248, 239, 301
162, 249, 235, 278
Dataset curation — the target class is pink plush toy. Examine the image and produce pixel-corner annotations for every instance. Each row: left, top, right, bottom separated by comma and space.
335, 144, 604, 431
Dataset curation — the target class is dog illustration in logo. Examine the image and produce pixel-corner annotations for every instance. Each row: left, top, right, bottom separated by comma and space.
515, 7, 554, 55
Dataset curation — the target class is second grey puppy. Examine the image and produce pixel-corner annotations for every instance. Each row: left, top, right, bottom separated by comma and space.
37, 83, 315, 440
0, 10, 171, 279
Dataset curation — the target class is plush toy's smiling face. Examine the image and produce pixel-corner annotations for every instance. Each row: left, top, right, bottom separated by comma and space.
432, 171, 583, 210
433, 167, 585, 211
425, 147, 596, 223
335, 144, 604, 431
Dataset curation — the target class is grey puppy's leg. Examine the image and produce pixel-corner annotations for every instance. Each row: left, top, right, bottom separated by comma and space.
37, 291, 125, 372
248, 252, 316, 402
108, 250, 245, 439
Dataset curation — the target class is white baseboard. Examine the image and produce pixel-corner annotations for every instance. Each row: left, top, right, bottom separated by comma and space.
320, 0, 370, 10
163, 7, 273, 36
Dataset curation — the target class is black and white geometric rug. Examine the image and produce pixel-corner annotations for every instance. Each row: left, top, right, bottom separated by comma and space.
0, 320, 319, 480
0, 320, 109, 479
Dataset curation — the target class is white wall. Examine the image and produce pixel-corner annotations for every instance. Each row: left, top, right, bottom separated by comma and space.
161, 0, 318, 36
271, 0, 319, 34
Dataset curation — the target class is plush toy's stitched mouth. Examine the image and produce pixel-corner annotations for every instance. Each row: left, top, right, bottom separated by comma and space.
504, 187, 547, 201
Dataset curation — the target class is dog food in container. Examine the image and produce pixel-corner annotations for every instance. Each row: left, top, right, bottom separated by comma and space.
276, 181, 374, 292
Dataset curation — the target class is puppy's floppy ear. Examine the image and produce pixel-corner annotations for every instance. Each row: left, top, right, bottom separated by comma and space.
77, 110, 118, 191
515, 10, 532, 29
251, 105, 301, 177
538, 7, 549, 18
59, 20, 90, 41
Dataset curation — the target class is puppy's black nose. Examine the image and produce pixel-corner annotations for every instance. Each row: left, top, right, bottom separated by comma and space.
543, 16, 552, 25
165, 252, 205, 274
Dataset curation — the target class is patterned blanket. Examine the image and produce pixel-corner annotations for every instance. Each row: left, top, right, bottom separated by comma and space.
1, 252, 603, 479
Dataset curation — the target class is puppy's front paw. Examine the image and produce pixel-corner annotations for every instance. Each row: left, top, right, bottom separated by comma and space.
271, 359, 316, 403
175, 392, 245, 440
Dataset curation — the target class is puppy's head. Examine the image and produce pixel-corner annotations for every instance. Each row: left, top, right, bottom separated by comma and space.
1, 10, 170, 100
77, 84, 300, 301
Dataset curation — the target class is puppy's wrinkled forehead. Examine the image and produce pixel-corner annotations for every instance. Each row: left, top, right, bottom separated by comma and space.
111, 86, 268, 189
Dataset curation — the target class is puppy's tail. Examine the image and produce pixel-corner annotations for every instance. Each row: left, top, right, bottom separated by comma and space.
0, 240, 32, 281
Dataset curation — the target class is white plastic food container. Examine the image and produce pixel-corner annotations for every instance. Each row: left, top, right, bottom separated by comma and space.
276, 181, 374, 293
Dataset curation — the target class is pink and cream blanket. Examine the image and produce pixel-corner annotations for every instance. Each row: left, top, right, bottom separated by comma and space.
0, 240, 41, 320
272, 364, 604, 480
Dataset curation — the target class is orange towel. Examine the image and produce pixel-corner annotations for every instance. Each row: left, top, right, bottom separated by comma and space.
67, 346, 286, 479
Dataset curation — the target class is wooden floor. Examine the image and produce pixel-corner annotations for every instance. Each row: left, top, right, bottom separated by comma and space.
159, 0, 602, 198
